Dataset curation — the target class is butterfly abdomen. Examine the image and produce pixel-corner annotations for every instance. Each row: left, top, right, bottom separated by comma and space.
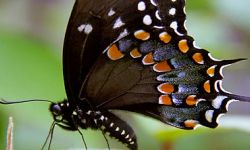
79, 110, 137, 150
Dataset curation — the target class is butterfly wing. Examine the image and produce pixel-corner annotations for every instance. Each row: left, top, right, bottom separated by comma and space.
63, 0, 187, 104
64, 0, 250, 135
63, 0, 156, 103
83, 35, 245, 129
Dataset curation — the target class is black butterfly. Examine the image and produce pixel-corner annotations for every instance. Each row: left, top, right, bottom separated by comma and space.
1, 0, 250, 150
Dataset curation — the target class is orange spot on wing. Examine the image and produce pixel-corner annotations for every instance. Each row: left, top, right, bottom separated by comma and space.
158, 83, 175, 94
130, 48, 142, 58
159, 32, 172, 43
142, 52, 154, 65
203, 80, 211, 93
134, 30, 150, 41
207, 66, 216, 77
186, 95, 197, 106
192, 53, 204, 64
107, 44, 124, 60
178, 39, 189, 53
153, 61, 171, 72
159, 95, 172, 105
184, 120, 199, 129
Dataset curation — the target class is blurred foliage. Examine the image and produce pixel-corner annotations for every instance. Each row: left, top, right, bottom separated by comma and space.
157, 128, 250, 150
0, 0, 250, 150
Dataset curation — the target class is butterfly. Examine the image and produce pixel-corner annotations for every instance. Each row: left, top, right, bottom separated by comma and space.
1, 0, 250, 150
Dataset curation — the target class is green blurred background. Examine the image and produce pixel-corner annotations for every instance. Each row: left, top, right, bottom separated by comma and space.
0, 0, 250, 150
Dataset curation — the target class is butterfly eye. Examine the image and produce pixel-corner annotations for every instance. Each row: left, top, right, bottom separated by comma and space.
51, 104, 62, 116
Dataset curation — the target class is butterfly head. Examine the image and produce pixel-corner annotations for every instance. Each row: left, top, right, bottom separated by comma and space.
49, 100, 77, 129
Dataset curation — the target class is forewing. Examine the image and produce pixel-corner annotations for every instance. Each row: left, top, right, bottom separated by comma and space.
63, 0, 139, 102
63, 0, 188, 103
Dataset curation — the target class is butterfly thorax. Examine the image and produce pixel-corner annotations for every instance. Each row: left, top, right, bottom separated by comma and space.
50, 100, 100, 130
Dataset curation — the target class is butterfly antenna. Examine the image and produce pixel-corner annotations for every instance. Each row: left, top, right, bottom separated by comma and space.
47, 123, 55, 150
101, 131, 110, 150
41, 121, 56, 150
77, 129, 88, 150
0, 99, 53, 105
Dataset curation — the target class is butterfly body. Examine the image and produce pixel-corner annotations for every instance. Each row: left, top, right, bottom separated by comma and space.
50, 100, 137, 149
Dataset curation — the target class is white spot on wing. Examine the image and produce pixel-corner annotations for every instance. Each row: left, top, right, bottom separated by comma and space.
212, 96, 227, 109
84, 24, 93, 34
78, 24, 86, 32
96, 111, 101, 114
205, 110, 214, 123
86, 110, 91, 115
72, 111, 77, 115
113, 17, 125, 29
100, 115, 105, 121
143, 15, 152, 25
169, 8, 176, 16
138, 1, 146, 11
108, 8, 115, 16
78, 24, 93, 34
